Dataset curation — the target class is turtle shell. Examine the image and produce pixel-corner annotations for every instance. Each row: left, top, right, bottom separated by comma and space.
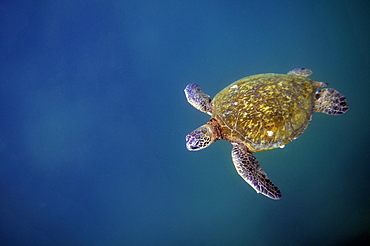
212, 73, 316, 152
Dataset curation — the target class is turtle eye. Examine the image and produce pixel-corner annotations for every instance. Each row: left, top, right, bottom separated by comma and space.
190, 145, 199, 150
186, 138, 201, 151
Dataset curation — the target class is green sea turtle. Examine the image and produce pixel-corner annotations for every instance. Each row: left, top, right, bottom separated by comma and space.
184, 68, 348, 200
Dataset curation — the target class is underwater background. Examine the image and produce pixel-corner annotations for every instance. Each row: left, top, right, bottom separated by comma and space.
1, 0, 369, 245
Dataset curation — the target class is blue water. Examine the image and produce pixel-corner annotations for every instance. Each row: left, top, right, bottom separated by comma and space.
1, 0, 369, 245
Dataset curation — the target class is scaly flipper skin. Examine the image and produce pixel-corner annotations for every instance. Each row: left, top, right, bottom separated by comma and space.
184, 84, 212, 115
315, 88, 349, 115
231, 144, 282, 200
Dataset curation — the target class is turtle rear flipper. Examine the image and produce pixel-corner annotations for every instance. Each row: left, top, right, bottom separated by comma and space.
315, 88, 349, 115
231, 144, 282, 200
287, 68, 313, 77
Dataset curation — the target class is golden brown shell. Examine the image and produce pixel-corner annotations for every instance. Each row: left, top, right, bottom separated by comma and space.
212, 73, 316, 152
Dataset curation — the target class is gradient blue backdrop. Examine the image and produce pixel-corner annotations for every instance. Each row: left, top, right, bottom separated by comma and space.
1, 0, 369, 245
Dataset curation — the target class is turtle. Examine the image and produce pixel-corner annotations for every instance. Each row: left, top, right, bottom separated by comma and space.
184, 68, 349, 200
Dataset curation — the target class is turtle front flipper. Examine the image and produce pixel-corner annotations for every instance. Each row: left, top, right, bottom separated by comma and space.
184, 84, 212, 115
315, 88, 349, 115
231, 144, 282, 200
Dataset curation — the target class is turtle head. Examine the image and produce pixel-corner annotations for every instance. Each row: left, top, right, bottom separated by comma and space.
186, 123, 218, 151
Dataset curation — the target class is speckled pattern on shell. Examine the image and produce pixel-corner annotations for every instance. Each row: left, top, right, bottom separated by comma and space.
212, 73, 316, 152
